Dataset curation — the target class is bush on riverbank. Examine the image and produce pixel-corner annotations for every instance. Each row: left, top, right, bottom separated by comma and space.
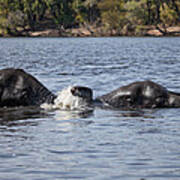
0, 0, 180, 37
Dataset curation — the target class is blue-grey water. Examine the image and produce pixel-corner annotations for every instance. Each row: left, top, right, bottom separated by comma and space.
0, 37, 180, 180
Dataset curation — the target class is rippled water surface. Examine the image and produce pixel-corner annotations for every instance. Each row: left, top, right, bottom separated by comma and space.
0, 37, 180, 180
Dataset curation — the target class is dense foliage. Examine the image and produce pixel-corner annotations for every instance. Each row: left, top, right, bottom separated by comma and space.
0, 0, 180, 36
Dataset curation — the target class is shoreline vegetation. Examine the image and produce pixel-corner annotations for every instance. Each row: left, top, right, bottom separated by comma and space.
0, 0, 180, 37
25, 25, 180, 37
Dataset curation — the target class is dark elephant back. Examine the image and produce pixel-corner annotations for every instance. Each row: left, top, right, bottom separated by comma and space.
0, 68, 56, 107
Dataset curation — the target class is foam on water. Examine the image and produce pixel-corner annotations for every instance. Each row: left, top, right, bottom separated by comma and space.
41, 86, 93, 111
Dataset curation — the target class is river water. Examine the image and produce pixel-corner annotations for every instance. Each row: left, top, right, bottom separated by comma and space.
0, 37, 180, 180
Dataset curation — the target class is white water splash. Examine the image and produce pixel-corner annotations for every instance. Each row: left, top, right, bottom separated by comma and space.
41, 86, 93, 111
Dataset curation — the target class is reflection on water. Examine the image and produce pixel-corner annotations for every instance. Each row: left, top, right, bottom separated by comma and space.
54, 110, 94, 132
54, 109, 93, 121
0, 106, 46, 125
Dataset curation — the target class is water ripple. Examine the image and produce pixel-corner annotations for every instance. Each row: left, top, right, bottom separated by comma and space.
0, 37, 180, 180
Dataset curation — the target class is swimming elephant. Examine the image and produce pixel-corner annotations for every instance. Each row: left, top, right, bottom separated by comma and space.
96, 80, 180, 109
0, 68, 56, 107
0, 68, 92, 109
0, 68, 180, 110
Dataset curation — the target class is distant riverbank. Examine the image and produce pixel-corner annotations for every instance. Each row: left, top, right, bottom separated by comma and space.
1, 26, 180, 37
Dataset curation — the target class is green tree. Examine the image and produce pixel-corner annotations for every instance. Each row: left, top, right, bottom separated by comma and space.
72, 0, 87, 25
72, 0, 100, 26
46, 0, 75, 29
0, 0, 48, 35
0, 0, 25, 35
98, 0, 125, 33
160, 3, 178, 26
125, 0, 147, 25
22, 0, 47, 30
0, 0, 180, 36
84, 0, 100, 24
